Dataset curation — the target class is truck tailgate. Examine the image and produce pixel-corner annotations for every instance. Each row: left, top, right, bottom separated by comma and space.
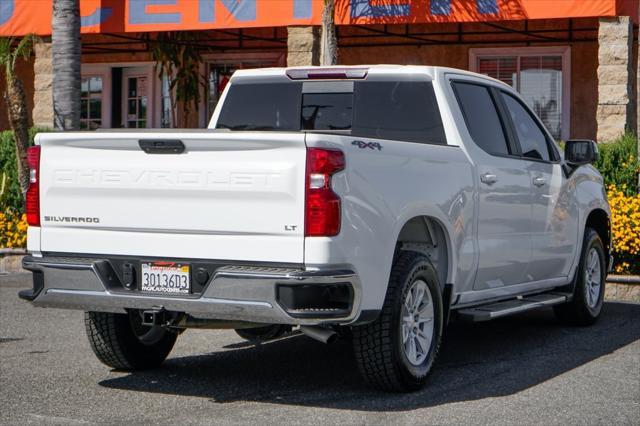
36, 131, 306, 263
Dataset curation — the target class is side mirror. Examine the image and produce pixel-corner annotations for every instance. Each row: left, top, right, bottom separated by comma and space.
565, 139, 598, 166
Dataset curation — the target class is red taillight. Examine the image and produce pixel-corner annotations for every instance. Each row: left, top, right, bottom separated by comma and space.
305, 148, 345, 237
25, 146, 40, 226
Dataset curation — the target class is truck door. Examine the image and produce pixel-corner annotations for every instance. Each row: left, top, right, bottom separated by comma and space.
451, 81, 533, 290
498, 91, 578, 281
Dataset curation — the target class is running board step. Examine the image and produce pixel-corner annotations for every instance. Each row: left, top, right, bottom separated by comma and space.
457, 293, 569, 322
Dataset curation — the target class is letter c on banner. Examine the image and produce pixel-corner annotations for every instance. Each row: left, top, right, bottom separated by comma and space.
81, 7, 114, 27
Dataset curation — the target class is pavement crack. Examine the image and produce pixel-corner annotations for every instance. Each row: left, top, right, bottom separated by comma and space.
0, 337, 24, 344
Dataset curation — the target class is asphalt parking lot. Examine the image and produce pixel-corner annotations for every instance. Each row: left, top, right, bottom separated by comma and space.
1, 272, 639, 425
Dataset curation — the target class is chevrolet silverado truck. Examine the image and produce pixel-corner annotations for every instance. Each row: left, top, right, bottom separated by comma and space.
20, 66, 611, 392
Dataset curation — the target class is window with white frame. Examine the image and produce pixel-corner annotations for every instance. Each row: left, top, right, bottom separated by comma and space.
470, 47, 570, 140
206, 64, 237, 121
80, 76, 103, 130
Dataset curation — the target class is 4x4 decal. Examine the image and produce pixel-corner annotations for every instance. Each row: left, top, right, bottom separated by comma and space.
352, 140, 382, 151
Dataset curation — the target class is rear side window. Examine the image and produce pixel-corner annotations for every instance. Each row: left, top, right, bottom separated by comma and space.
452, 82, 510, 156
216, 83, 300, 131
352, 81, 446, 144
500, 92, 552, 162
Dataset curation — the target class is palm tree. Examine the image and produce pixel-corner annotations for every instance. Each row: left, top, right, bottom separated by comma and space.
52, 0, 81, 130
321, 0, 338, 65
0, 35, 39, 196
151, 32, 205, 128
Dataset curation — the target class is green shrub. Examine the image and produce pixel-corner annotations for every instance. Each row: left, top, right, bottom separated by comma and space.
594, 133, 639, 196
0, 128, 48, 214
0, 130, 23, 213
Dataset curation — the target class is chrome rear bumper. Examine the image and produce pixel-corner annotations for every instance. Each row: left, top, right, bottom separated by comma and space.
20, 255, 362, 326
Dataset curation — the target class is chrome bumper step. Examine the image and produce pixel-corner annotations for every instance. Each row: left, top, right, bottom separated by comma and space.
457, 292, 569, 322
19, 255, 362, 326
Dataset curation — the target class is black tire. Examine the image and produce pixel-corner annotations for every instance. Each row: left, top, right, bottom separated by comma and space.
554, 227, 606, 326
234, 324, 291, 342
352, 251, 443, 392
84, 311, 177, 370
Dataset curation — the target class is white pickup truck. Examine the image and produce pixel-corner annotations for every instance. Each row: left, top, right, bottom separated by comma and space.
20, 66, 611, 392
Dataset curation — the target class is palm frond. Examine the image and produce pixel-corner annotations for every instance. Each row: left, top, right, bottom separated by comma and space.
0, 37, 13, 57
0, 37, 15, 76
11, 34, 40, 71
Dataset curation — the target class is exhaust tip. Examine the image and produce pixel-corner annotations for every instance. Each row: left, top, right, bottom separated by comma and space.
299, 325, 337, 344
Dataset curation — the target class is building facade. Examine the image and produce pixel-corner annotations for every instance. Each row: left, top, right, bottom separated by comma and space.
0, 0, 638, 142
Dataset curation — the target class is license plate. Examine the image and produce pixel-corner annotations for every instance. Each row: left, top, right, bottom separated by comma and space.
141, 262, 190, 294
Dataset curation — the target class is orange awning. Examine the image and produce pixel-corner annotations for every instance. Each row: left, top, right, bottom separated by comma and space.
0, 0, 637, 37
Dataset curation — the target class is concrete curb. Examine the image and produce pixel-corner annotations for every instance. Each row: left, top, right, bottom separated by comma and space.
607, 274, 640, 284
0, 249, 25, 274
605, 281, 640, 303
0, 248, 26, 254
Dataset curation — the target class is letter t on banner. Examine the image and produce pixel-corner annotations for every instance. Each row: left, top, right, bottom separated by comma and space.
293, 0, 312, 19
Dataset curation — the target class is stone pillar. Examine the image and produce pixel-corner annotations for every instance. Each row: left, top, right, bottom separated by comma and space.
287, 26, 320, 67
32, 42, 54, 129
597, 17, 634, 142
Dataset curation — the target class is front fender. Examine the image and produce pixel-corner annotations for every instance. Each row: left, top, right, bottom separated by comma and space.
569, 165, 611, 273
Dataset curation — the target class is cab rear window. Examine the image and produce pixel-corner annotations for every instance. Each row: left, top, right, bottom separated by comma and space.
216, 80, 447, 145
216, 83, 301, 131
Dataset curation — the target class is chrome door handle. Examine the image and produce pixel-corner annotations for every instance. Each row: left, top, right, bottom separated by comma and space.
533, 176, 546, 187
480, 173, 497, 185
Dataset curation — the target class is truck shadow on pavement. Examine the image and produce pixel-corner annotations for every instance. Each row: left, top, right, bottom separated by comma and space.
99, 302, 640, 411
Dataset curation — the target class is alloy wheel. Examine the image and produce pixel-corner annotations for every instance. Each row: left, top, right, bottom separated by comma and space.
401, 279, 435, 366
584, 247, 602, 308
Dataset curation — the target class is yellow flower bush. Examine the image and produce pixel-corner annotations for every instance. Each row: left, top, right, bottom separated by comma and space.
0, 209, 27, 248
1, 189, 637, 270
607, 185, 640, 274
